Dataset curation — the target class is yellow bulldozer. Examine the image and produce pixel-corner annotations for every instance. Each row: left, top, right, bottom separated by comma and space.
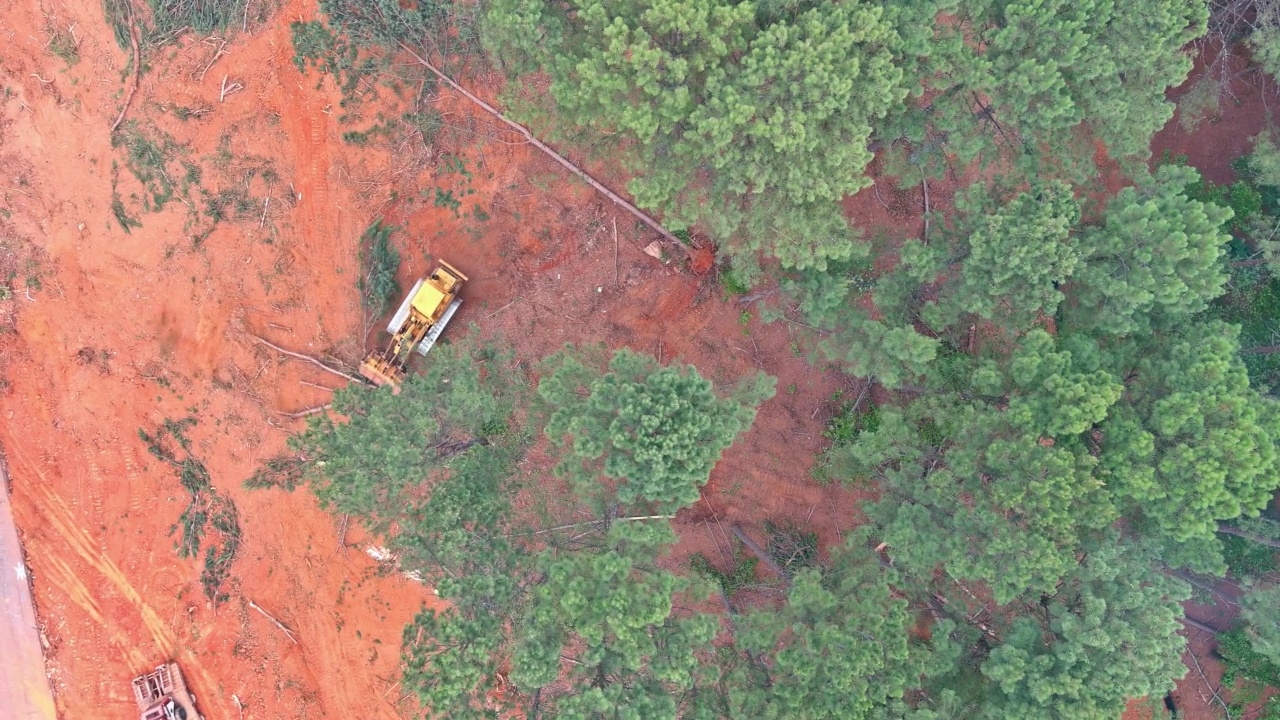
132, 662, 203, 720
359, 260, 468, 389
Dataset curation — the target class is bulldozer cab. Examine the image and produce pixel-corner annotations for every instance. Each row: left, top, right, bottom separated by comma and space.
132, 663, 203, 720
359, 260, 468, 389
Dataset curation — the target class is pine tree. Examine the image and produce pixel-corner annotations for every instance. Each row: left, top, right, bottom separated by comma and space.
293, 337, 522, 524
725, 536, 944, 719
1241, 584, 1280, 668
484, 0, 906, 267
883, 0, 1207, 176
511, 522, 718, 719
838, 391, 1112, 603
1067, 165, 1233, 336
979, 546, 1190, 719
539, 346, 773, 509
1101, 321, 1280, 569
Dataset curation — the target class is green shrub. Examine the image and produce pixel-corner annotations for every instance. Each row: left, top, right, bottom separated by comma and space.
1187, 179, 1262, 234
291, 20, 336, 71
48, 27, 80, 66
720, 267, 750, 296
1220, 624, 1280, 688
358, 220, 401, 317
690, 550, 759, 594
140, 417, 241, 603
405, 109, 444, 145
1219, 531, 1279, 578
824, 391, 880, 448
113, 122, 185, 212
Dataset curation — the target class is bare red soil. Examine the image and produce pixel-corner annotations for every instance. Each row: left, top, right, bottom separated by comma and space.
0, 0, 861, 718
3, 0, 1276, 716
0, 0, 444, 716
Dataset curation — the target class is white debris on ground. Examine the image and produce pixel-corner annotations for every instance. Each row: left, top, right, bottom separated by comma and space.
364, 545, 427, 584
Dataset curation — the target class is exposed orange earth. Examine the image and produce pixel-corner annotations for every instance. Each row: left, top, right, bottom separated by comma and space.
0, 1, 1273, 718
0, 0, 862, 717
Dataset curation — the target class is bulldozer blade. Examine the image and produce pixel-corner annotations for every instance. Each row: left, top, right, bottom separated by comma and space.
386, 278, 426, 335
359, 355, 403, 388
415, 297, 462, 356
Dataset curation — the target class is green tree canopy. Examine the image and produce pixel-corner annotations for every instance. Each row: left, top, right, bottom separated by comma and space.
884, 181, 1082, 333
726, 536, 945, 719
979, 546, 1189, 719
292, 337, 521, 524
837, 391, 1112, 603
485, 0, 906, 268
512, 522, 719, 718
1241, 583, 1280, 668
1067, 165, 1233, 335
885, 0, 1206, 176
292, 340, 772, 717
539, 346, 773, 509
1101, 321, 1280, 562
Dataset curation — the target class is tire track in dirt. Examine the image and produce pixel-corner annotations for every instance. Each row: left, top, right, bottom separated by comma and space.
285, 77, 337, 254
3, 432, 227, 720
35, 551, 147, 668
302, 595, 406, 720
269, 30, 403, 719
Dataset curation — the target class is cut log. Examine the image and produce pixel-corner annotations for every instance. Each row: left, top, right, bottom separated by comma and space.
730, 523, 791, 585
1216, 523, 1280, 549
396, 42, 690, 262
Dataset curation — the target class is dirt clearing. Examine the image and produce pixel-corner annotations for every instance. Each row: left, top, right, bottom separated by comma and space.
0, 0, 860, 717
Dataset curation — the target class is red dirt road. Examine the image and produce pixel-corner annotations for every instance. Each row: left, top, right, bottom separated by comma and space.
0, 456, 57, 720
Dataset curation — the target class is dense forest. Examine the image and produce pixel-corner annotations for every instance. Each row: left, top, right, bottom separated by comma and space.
252, 0, 1280, 717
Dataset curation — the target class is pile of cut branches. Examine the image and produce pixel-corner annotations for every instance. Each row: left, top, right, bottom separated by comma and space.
140, 417, 242, 602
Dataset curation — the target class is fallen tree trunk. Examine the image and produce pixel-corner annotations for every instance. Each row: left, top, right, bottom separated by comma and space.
396, 41, 691, 262
730, 523, 791, 586
110, 23, 141, 133
1180, 616, 1222, 635
248, 599, 298, 644
1216, 523, 1280, 549
250, 334, 364, 385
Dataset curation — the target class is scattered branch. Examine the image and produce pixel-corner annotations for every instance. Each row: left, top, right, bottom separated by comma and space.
1185, 644, 1231, 720
510, 515, 675, 537
484, 297, 519, 319
849, 379, 873, 415
248, 599, 298, 644
1180, 615, 1223, 635
738, 289, 780, 306
196, 38, 228, 81
249, 334, 363, 384
730, 523, 791, 586
110, 22, 141, 133
275, 404, 331, 419
921, 174, 931, 239
1216, 523, 1280, 549
220, 74, 244, 102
